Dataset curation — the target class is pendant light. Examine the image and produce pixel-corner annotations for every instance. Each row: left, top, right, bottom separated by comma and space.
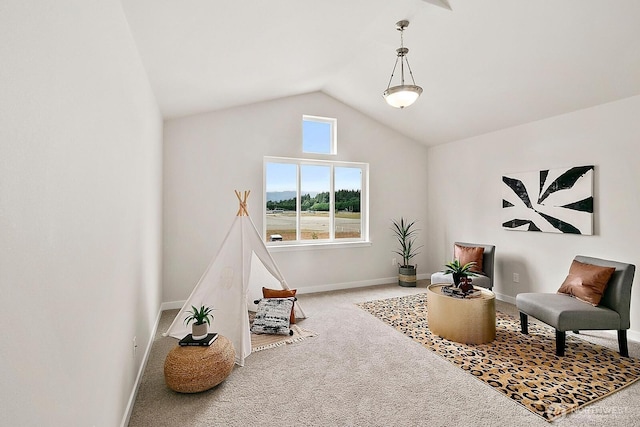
383, 20, 423, 109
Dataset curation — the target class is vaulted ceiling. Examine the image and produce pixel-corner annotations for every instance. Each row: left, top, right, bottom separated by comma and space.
122, 0, 640, 146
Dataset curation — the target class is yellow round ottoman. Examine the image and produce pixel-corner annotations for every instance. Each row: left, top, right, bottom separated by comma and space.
427, 284, 496, 344
164, 335, 235, 393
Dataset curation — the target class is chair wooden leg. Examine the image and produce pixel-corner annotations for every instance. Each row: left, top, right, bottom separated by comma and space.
519, 312, 528, 334
556, 330, 565, 356
618, 330, 629, 357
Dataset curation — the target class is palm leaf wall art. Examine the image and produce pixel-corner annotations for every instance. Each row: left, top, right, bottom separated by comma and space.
502, 165, 594, 234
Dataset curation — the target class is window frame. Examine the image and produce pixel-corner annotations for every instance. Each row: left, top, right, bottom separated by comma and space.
263, 156, 369, 250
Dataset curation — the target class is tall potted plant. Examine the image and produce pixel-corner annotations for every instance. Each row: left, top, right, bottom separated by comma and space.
391, 217, 423, 287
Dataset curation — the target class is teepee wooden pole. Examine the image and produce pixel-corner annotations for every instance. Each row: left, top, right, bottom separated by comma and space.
235, 190, 250, 216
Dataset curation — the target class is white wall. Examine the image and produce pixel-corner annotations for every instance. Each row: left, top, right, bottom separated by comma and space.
426, 95, 640, 336
163, 92, 428, 303
0, 2, 162, 426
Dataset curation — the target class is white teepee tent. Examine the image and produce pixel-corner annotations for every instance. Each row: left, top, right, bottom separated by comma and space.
164, 190, 305, 366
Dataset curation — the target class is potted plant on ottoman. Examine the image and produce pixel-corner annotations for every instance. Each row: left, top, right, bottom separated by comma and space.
443, 260, 478, 293
392, 217, 423, 287
184, 305, 214, 340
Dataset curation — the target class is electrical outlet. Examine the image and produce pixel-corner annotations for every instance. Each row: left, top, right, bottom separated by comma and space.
513, 273, 520, 283
133, 336, 137, 357
392, 258, 397, 266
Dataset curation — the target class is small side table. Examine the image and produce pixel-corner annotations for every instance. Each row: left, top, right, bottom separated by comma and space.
164, 335, 235, 393
427, 284, 496, 344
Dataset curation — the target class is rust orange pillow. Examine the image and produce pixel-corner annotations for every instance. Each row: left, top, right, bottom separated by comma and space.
262, 287, 297, 324
557, 260, 616, 306
454, 244, 484, 273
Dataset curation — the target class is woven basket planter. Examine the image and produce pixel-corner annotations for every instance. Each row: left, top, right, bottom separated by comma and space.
164, 335, 235, 393
398, 265, 417, 287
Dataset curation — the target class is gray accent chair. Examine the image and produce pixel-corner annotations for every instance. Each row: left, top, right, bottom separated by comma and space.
516, 255, 636, 357
430, 242, 495, 290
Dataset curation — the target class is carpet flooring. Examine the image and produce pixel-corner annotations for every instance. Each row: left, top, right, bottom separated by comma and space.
358, 292, 640, 422
128, 282, 640, 426
251, 323, 318, 352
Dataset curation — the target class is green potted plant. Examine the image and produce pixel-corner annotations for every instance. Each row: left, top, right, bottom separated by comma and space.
391, 217, 423, 287
184, 305, 214, 340
443, 260, 478, 292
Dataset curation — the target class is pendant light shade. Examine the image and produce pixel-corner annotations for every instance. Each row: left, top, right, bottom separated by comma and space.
383, 85, 423, 109
383, 21, 423, 109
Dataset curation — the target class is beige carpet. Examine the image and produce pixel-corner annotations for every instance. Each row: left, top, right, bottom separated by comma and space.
251, 324, 318, 352
358, 292, 640, 422
128, 283, 640, 427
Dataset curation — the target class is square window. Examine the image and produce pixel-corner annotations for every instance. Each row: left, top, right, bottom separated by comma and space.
302, 115, 336, 155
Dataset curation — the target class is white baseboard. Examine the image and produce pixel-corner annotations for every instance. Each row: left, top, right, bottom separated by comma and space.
159, 274, 430, 308
161, 300, 186, 311
295, 273, 431, 295
120, 308, 163, 427
627, 329, 640, 343
493, 291, 516, 305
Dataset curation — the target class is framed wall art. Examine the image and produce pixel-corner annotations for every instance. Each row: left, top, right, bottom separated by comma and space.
502, 165, 594, 235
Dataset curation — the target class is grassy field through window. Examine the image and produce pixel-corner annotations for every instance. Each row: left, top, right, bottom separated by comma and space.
266, 211, 361, 241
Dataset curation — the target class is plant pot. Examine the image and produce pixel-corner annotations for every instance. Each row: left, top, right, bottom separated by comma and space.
452, 273, 462, 287
192, 322, 208, 340
398, 265, 417, 287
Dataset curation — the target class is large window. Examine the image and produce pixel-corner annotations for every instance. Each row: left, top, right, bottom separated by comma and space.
264, 157, 368, 245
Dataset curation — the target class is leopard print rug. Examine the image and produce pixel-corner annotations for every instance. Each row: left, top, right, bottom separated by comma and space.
357, 293, 640, 422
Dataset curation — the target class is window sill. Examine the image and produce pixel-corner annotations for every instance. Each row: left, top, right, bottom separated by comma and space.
267, 240, 372, 252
